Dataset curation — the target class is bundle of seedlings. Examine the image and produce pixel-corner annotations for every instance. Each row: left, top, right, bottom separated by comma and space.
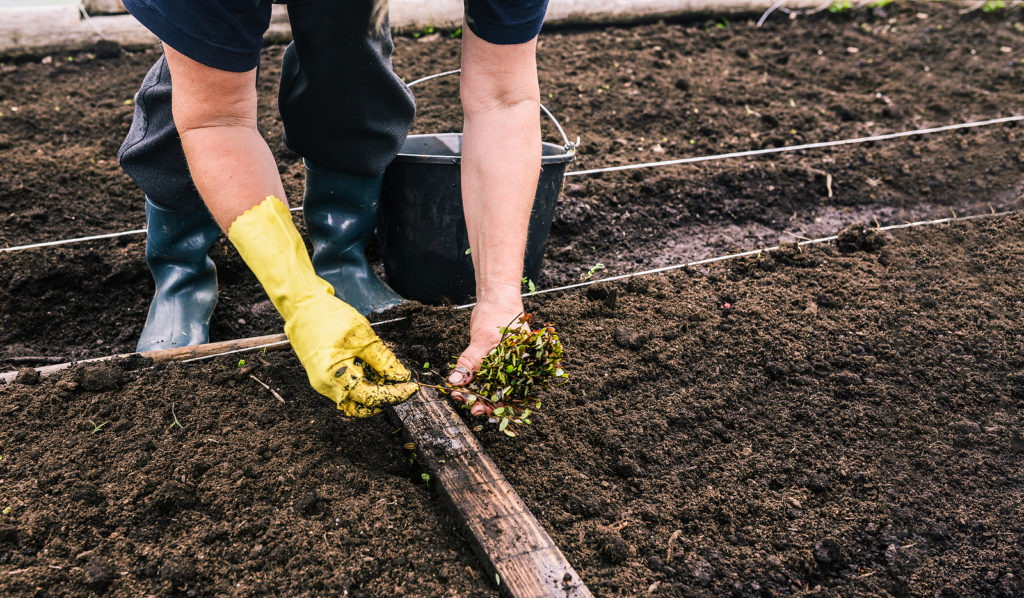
431, 314, 567, 437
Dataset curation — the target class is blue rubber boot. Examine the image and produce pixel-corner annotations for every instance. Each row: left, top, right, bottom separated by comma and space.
136, 198, 221, 352
303, 159, 404, 315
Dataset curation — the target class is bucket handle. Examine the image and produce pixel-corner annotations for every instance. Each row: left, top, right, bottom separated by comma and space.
406, 68, 577, 154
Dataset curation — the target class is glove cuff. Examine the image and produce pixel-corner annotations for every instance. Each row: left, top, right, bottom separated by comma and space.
227, 196, 335, 322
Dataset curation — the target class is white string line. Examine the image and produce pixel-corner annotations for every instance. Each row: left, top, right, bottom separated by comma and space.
170, 208, 1020, 366
406, 68, 462, 88
6, 209, 1012, 375
757, 0, 789, 27
77, 3, 132, 54
1, 228, 149, 252
565, 115, 1024, 177
448, 209, 1017, 308
3, 115, 1021, 253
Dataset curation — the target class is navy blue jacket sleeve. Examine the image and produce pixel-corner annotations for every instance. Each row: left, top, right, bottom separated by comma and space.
465, 0, 549, 44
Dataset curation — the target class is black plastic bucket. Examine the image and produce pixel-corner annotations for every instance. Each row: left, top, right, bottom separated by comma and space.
378, 129, 575, 305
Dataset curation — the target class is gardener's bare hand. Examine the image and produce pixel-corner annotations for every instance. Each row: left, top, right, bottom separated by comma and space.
286, 294, 418, 417
448, 292, 527, 410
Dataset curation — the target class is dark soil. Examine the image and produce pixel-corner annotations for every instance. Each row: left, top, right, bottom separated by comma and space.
1, 2, 1023, 596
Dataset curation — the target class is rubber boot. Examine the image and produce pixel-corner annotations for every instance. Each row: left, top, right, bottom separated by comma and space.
303, 160, 404, 315
136, 198, 221, 352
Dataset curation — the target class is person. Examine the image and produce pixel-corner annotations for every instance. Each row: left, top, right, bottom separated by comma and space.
117, 0, 549, 416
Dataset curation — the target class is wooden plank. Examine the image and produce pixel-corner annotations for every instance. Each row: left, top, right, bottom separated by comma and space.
391, 388, 593, 598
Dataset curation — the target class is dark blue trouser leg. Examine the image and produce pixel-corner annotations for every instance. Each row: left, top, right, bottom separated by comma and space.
281, 1, 415, 313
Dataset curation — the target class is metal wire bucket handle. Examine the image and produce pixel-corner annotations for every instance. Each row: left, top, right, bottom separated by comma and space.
406, 68, 577, 153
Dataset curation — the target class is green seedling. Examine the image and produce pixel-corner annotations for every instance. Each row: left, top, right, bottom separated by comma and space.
464, 247, 471, 255
421, 473, 431, 487
422, 362, 430, 370
829, 0, 853, 12
237, 359, 246, 368
412, 24, 435, 38
983, 1, 1005, 11
580, 263, 605, 281
521, 277, 537, 294
169, 404, 184, 430
89, 420, 108, 434
423, 314, 567, 438
449, 27, 462, 39
2, 507, 10, 516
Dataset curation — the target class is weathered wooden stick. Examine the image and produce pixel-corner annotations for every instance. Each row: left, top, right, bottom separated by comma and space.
390, 388, 593, 598
5, 356, 65, 365
0, 333, 288, 384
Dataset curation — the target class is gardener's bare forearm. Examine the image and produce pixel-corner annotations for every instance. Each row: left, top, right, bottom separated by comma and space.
460, 28, 542, 304
163, 44, 287, 231
445, 29, 542, 381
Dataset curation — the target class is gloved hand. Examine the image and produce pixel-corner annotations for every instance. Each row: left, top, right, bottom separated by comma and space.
228, 196, 416, 416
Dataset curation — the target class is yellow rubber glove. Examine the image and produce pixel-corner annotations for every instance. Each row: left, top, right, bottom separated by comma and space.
227, 196, 417, 416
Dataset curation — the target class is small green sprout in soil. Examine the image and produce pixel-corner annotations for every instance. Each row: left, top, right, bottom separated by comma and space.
169, 404, 184, 430
425, 314, 568, 438
412, 25, 435, 39
521, 277, 537, 294
421, 473, 431, 487
89, 420, 108, 434
580, 262, 605, 281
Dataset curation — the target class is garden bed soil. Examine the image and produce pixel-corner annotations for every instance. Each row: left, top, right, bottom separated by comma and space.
1, 2, 1023, 596
2, 202, 1022, 597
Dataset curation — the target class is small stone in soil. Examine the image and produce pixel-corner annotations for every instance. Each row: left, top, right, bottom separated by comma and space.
648, 555, 662, 571
14, 368, 40, 385
593, 528, 635, 564
814, 539, 842, 567
76, 365, 124, 392
159, 557, 197, 586
614, 325, 644, 350
83, 557, 114, 588
808, 474, 831, 493
0, 525, 19, 544
294, 491, 320, 515
688, 558, 713, 584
